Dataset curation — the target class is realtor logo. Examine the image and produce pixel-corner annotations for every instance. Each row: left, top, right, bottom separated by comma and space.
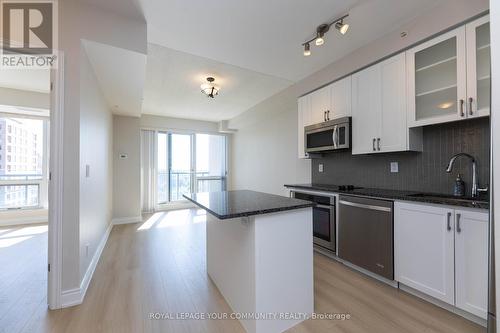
0, 0, 58, 68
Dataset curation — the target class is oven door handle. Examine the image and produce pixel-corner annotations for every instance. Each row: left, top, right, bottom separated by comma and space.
339, 200, 391, 212
315, 204, 333, 209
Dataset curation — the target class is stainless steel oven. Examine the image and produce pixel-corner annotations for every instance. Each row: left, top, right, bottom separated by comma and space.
290, 190, 336, 252
304, 117, 351, 153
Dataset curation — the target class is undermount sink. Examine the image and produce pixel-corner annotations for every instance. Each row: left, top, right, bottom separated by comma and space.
407, 193, 488, 204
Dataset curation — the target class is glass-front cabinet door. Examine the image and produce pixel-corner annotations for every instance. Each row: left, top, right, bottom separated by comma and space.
406, 27, 467, 127
466, 15, 490, 118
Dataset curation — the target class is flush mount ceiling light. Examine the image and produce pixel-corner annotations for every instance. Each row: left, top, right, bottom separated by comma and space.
302, 14, 349, 56
200, 77, 220, 98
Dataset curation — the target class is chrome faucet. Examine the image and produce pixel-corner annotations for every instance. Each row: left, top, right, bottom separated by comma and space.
446, 153, 488, 198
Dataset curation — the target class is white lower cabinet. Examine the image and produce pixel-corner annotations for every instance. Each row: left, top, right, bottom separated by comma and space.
395, 202, 488, 319
394, 203, 455, 304
454, 209, 489, 318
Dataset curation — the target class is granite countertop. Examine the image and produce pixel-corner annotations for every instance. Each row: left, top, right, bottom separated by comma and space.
284, 184, 489, 210
183, 190, 315, 220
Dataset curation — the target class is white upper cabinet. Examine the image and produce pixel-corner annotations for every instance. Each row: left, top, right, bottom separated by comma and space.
352, 63, 381, 154
309, 85, 330, 124
330, 76, 352, 119
380, 53, 409, 153
306, 76, 352, 127
454, 209, 489, 319
407, 15, 490, 127
297, 95, 311, 159
466, 15, 490, 119
352, 53, 421, 155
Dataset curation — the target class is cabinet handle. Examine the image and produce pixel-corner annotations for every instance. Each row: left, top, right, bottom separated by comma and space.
372, 138, 376, 151
456, 213, 462, 233
327, 110, 330, 121
468, 97, 473, 116
446, 212, 452, 231
459, 99, 465, 117
323, 111, 326, 122
377, 138, 381, 151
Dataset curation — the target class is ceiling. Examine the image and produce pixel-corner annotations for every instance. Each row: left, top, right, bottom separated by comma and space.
83, 40, 147, 117
142, 44, 292, 122
0, 69, 49, 93
78, 0, 443, 122
142, 0, 442, 82
79, 0, 144, 21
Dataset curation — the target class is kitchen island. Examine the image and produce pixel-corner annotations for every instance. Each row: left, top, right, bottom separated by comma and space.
183, 190, 314, 333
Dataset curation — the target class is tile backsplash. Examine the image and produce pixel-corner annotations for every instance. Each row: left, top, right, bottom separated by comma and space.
312, 117, 490, 196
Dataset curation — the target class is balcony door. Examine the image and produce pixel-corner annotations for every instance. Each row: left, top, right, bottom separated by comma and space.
156, 132, 227, 205
169, 133, 193, 201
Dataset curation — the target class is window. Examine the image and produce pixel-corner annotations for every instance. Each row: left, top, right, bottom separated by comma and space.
0, 117, 47, 210
156, 132, 227, 204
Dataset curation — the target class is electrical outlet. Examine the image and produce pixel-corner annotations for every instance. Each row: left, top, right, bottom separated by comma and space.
390, 162, 399, 173
85, 165, 90, 178
318, 164, 324, 173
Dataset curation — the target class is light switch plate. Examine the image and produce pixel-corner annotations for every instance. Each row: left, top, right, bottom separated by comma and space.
390, 162, 399, 173
318, 164, 324, 173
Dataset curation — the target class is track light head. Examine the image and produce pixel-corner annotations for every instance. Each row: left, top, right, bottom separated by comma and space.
303, 43, 311, 56
335, 20, 349, 35
315, 24, 329, 46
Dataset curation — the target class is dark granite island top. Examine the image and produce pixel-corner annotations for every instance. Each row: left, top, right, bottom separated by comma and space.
183, 190, 314, 220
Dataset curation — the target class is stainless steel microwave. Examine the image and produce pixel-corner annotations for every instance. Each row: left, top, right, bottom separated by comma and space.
304, 117, 351, 153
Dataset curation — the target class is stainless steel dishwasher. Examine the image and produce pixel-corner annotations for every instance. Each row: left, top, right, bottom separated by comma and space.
338, 195, 394, 280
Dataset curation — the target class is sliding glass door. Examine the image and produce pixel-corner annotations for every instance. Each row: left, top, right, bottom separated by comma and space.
195, 134, 227, 192
155, 131, 227, 205
169, 133, 192, 201
157, 132, 169, 204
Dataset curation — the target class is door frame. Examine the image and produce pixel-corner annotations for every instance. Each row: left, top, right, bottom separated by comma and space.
47, 52, 65, 310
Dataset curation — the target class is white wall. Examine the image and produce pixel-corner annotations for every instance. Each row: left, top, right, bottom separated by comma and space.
229, 87, 310, 196
0, 87, 49, 109
79, 48, 113, 281
113, 115, 141, 220
58, 0, 146, 292
490, 0, 499, 327
140, 114, 219, 133
228, 0, 488, 196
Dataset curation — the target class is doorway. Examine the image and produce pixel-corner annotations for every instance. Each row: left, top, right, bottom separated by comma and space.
0, 73, 52, 327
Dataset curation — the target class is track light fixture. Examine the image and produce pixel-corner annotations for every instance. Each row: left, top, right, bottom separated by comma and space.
302, 14, 349, 56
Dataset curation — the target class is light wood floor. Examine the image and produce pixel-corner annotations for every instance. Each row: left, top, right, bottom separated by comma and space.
1, 210, 485, 333
0, 224, 48, 333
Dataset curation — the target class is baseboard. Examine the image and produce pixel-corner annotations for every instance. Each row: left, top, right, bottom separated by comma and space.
60, 287, 81, 308
399, 283, 487, 327
111, 216, 142, 225
0, 214, 48, 227
61, 223, 113, 308
156, 201, 196, 211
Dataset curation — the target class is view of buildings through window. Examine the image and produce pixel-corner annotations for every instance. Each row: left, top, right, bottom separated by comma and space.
0, 117, 45, 209
157, 132, 227, 203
